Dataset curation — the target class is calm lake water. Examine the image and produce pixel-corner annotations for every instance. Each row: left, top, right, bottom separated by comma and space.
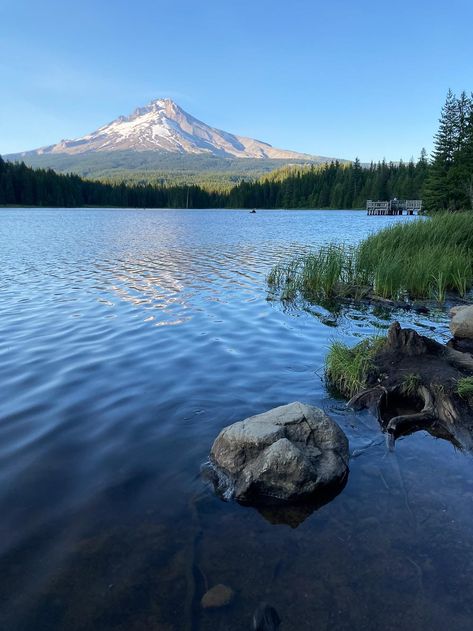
1, 209, 472, 631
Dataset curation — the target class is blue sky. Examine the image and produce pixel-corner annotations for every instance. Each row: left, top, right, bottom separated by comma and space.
1, 0, 472, 161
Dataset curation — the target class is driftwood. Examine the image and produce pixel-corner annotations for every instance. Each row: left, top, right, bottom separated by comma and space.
347, 322, 473, 450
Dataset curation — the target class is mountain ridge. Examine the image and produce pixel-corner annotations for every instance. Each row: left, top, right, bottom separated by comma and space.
9, 98, 330, 161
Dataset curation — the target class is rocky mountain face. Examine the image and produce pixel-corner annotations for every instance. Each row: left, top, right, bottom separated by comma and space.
13, 98, 322, 161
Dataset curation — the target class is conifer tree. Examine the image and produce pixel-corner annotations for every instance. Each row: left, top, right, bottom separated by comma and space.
453, 98, 473, 209
424, 89, 461, 210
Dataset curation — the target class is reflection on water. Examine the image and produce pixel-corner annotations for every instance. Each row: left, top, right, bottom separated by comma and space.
0, 209, 472, 630
252, 479, 349, 528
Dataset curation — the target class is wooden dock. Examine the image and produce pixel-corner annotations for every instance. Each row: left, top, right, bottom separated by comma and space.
366, 199, 422, 216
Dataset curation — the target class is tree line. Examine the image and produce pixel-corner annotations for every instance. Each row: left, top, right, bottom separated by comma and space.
1, 89, 472, 211
0, 155, 429, 210
224, 157, 428, 209
0, 157, 216, 208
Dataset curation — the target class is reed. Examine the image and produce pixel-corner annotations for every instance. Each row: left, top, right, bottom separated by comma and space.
268, 213, 473, 303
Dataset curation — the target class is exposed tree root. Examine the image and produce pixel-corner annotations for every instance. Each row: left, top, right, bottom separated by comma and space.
345, 322, 473, 450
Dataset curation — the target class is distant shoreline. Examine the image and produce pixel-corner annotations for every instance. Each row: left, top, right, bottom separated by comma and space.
0, 205, 367, 211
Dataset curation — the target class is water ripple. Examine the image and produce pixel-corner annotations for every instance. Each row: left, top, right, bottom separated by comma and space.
0, 209, 471, 631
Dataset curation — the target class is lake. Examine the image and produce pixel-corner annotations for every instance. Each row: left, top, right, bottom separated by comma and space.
1, 208, 472, 631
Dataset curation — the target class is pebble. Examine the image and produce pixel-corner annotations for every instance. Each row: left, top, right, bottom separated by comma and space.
201, 584, 234, 609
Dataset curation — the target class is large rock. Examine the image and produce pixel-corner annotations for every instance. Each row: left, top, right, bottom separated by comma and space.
208, 402, 349, 503
450, 305, 473, 339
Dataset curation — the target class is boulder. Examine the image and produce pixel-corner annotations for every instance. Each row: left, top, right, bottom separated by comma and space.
208, 402, 349, 503
450, 304, 473, 339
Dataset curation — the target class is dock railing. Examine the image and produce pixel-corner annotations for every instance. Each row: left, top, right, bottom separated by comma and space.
366, 199, 422, 215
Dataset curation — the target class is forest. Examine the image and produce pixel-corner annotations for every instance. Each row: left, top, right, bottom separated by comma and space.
0, 155, 428, 209
1, 90, 472, 211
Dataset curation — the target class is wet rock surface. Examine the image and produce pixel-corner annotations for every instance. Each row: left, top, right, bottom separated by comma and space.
207, 402, 349, 504
450, 304, 473, 339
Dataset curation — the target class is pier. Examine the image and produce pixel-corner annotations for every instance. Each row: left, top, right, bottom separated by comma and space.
366, 199, 422, 216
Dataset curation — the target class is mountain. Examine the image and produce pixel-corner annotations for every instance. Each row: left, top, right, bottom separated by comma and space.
11, 98, 329, 160
6, 99, 343, 188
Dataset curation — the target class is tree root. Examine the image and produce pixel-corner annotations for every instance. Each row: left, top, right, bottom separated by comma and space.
345, 323, 473, 449
386, 386, 436, 437
347, 386, 386, 412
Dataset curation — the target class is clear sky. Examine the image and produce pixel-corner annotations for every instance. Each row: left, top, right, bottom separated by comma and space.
1, 0, 472, 162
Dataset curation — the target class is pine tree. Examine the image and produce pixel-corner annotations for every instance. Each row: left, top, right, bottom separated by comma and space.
1, 170, 15, 204
350, 158, 363, 207
453, 98, 473, 209
424, 90, 461, 210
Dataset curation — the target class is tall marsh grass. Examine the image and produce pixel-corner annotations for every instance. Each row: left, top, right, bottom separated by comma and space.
268, 213, 473, 303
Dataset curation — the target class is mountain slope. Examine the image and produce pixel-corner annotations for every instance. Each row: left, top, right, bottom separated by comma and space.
11, 98, 324, 161
8, 151, 325, 190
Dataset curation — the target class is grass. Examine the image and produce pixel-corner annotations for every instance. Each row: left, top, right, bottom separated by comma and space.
325, 335, 386, 398
401, 373, 421, 396
268, 244, 369, 305
268, 212, 473, 304
456, 376, 473, 399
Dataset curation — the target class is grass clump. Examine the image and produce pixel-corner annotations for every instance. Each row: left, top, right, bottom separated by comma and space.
268, 213, 473, 304
456, 376, 473, 399
401, 373, 421, 396
325, 335, 386, 398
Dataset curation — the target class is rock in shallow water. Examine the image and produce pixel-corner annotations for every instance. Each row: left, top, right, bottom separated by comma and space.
201, 583, 235, 609
252, 602, 281, 630
207, 402, 349, 503
450, 305, 473, 339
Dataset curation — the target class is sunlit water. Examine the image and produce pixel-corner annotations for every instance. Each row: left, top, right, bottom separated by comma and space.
1, 209, 472, 631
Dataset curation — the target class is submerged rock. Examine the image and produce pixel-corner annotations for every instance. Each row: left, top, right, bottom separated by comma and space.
201, 583, 234, 609
207, 402, 349, 503
450, 304, 473, 339
252, 602, 281, 630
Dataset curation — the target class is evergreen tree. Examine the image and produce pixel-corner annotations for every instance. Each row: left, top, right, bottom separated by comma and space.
1, 171, 15, 204
424, 89, 462, 210
453, 99, 473, 209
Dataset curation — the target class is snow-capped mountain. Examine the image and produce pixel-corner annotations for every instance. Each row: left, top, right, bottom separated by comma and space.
18, 98, 318, 160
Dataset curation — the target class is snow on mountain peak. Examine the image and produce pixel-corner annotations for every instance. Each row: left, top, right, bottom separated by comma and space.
21, 99, 317, 160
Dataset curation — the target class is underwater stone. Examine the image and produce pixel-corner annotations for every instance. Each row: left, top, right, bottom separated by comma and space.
201, 583, 235, 609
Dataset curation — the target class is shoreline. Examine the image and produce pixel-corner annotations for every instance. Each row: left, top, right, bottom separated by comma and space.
0, 205, 368, 211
